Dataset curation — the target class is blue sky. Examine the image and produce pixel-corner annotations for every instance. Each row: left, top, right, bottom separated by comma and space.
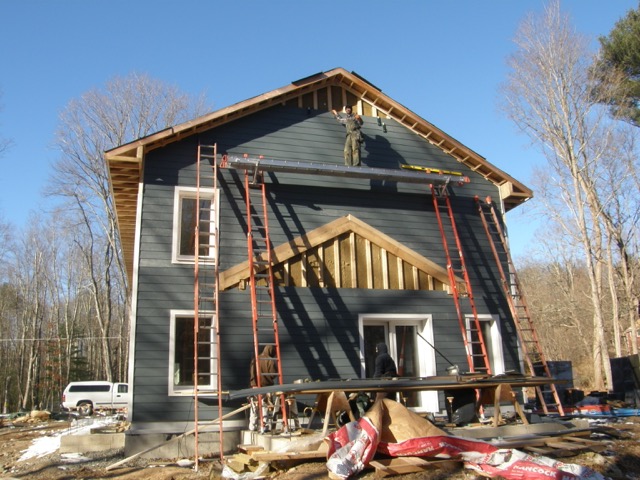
0, 0, 636, 258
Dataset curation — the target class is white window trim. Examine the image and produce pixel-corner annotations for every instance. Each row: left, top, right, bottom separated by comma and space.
168, 309, 217, 396
358, 314, 438, 413
171, 186, 219, 265
465, 314, 505, 375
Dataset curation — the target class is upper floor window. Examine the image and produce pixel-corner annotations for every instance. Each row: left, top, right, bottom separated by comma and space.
172, 187, 218, 264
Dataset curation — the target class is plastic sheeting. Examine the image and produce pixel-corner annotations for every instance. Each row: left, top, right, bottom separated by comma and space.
326, 399, 605, 480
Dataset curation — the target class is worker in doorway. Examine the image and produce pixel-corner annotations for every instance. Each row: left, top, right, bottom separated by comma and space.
373, 343, 398, 401
248, 345, 277, 432
332, 105, 364, 166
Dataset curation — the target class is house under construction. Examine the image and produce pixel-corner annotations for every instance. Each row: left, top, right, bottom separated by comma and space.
105, 67, 561, 458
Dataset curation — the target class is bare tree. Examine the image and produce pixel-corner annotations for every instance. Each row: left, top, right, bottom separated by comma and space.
597, 129, 640, 356
519, 224, 596, 377
48, 73, 209, 381
0, 88, 13, 156
501, 1, 638, 390
7, 215, 55, 409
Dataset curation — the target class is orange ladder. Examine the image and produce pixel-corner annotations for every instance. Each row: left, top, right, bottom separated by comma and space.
431, 185, 491, 374
475, 195, 564, 415
244, 166, 288, 432
193, 143, 223, 468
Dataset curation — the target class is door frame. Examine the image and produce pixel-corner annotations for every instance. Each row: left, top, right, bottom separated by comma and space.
358, 313, 438, 412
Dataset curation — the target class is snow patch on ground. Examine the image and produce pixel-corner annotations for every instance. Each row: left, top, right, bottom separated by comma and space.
18, 417, 118, 462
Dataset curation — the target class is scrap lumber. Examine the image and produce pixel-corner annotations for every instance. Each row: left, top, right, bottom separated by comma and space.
237, 444, 265, 454
368, 457, 460, 477
226, 452, 257, 473
251, 449, 326, 462
515, 435, 608, 457
562, 436, 608, 450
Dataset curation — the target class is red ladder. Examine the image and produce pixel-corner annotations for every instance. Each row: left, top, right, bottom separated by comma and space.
244, 166, 288, 432
193, 143, 223, 467
475, 196, 564, 415
431, 185, 492, 374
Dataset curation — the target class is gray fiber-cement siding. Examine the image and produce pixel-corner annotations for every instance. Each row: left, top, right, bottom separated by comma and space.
132, 104, 518, 424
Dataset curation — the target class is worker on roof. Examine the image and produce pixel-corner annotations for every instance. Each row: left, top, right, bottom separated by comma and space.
332, 105, 364, 167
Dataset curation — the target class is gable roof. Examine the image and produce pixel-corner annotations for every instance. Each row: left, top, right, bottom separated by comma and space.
105, 67, 532, 278
219, 214, 461, 292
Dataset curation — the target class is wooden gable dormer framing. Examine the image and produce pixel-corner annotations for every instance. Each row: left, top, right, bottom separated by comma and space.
220, 215, 461, 293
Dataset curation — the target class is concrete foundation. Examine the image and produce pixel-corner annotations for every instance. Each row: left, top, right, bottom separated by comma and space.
60, 432, 125, 453
240, 429, 326, 453
124, 431, 241, 460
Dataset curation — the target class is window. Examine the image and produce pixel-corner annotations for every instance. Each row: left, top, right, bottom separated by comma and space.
359, 314, 438, 412
172, 187, 218, 264
169, 310, 217, 395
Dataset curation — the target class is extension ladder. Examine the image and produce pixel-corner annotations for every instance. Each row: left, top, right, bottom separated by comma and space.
431, 185, 492, 374
244, 166, 288, 432
475, 196, 564, 415
193, 143, 223, 468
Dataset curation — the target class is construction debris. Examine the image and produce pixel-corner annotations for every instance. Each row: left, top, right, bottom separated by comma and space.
220, 395, 622, 479
326, 399, 605, 479
11, 410, 51, 424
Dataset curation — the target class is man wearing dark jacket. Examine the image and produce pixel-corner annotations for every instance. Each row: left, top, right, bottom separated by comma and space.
250, 344, 277, 388
373, 343, 398, 401
373, 343, 397, 378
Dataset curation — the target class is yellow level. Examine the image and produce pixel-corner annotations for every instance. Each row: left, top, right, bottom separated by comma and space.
401, 164, 463, 176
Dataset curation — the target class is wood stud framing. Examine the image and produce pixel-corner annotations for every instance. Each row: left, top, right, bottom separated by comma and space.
266, 232, 448, 291
219, 215, 455, 293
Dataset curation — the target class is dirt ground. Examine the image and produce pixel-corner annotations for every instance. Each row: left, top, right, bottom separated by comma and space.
1, 415, 640, 480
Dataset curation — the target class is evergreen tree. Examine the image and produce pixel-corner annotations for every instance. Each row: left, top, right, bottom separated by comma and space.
597, 4, 640, 126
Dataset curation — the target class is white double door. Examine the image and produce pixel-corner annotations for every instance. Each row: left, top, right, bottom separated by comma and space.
359, 314, 438, 413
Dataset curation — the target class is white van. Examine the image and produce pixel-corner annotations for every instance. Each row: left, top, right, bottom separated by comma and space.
61, 381, 130, 415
